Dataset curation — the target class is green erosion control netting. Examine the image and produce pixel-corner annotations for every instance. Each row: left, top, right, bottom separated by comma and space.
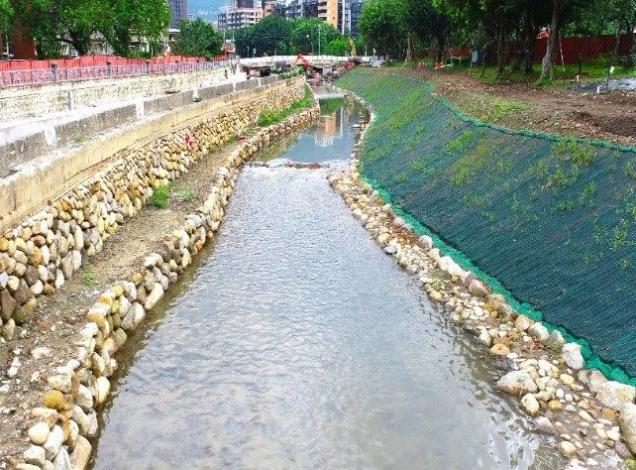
337, 69, 636, 383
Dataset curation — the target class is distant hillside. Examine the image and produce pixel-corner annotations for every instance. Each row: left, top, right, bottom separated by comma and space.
189, 0, 227, 22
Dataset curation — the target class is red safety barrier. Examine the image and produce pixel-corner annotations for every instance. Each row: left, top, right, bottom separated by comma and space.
0, 55, 232, 87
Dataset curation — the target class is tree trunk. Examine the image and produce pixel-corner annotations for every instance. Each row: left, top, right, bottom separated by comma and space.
405, 33, 412, 62
624, 18, 636, 68
496, 29, 506, 79
541, 0, 561, 81
436, 34, 445, 63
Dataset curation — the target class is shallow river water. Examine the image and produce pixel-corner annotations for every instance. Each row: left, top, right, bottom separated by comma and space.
91, 100, 560, 469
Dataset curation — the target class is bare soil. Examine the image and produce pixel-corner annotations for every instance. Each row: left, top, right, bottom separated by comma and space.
420, 68, 636, 146
0, 136, 246, 467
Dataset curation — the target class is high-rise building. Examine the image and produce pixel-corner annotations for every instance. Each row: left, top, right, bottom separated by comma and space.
168, 0, 189, 29
349, 0, 363, 37
318, 0, 338, 28
218, 0, 264, 30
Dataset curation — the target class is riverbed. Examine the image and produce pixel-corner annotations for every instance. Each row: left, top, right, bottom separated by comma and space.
90, 99, 560, 469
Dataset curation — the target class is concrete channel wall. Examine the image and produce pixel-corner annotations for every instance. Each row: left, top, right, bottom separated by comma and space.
0, 66, 232, 121
0, 75, 281, 180
0, 76, 305, 348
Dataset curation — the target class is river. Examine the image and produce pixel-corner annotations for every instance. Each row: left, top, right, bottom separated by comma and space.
90, 98, 560, 469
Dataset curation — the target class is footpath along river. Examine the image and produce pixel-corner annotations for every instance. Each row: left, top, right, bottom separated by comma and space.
90, 98, 562, 469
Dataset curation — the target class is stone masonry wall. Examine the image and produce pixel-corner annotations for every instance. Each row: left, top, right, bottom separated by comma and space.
0, 78, 305, 346
16, 103, 321, 470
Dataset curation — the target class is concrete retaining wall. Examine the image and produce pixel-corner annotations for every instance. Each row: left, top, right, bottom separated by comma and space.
0, 67, 232, 122
0, 75, 284, 179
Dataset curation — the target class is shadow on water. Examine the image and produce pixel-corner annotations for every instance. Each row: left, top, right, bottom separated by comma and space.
89, 99, 563, 470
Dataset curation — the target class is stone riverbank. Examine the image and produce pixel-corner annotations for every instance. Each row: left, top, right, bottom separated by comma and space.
0, 75, 319, 467
12, 104, 320, 469
328, 94, 636, 469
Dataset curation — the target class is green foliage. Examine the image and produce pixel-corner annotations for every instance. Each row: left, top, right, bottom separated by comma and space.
484, 100, 530, 121
319, 98, 344, 115
10, 0, 170, 58
175, 184, 196, 203
73, 133, 85, 144
290, 17, 340, 54
0, 0, 14, 33
176, 19, 223, 58
235, 14, 294, 57
257, 85, 313, 126
358, 0, 406, 58
151, 185, 171, 209
555, 140, 594, 165
100, 0, 170, 57
83, 266, 96, 287
323, 37, 351, 56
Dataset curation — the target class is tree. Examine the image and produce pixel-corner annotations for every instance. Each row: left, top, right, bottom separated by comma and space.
358, 0, 406, 58
403, 0, 451, 63
0, 0, 14, 34
291, 17, 339, 54
249, 14, 293, 56
100, 0, 170, 57
58, 0, 105, 55
176, 18, 223, 58
324, 36, 351, 56
234, 25, 255, 57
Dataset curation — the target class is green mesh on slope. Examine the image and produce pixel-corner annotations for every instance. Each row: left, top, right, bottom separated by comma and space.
337, 69, 636, 384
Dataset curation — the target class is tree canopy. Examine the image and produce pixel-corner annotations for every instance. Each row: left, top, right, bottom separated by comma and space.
175, 18, 223, 58
6, 0, 170, 58
235, 14, 352, 57
357, 0, 636, 78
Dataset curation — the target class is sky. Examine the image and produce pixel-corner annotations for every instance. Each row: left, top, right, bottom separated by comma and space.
188, 0, 228, 22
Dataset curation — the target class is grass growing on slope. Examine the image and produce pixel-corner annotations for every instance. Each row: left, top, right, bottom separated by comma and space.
336, 67, 636, 383
257, 85, 313, 127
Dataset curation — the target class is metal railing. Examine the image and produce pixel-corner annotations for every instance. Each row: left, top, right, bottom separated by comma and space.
0, 58, 235, 88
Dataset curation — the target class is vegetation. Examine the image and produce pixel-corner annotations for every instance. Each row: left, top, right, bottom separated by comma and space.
151, 185, 171, 209
83, 266, 96, 287
319, 98, 344, 115
337, 68, 636, 380
174, 184, 197, 203
175, 19, 223, 58
7, 0, 170, 58
235, 15, 353, 58
257, 85, 313, 127
357, 0, 636, 81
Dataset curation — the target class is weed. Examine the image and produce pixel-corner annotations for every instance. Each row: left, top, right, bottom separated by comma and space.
556, 200, 575, 212
444, 130, 474, 154
625, 162, 636, 180
486, 100, 530, 121
176, 184, 196, 203
73, 133, 85, 144
151, 185, 171, 209
83, 267, 96, 287
611, 219, 631, 250
555, 140, 594, 165
410, 160, 426, 172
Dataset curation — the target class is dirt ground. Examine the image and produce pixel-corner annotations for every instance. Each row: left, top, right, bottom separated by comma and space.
418, 68, 636, 146
0, 136, 245, 467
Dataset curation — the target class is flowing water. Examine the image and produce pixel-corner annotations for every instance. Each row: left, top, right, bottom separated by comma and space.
91, 99, 561, 469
